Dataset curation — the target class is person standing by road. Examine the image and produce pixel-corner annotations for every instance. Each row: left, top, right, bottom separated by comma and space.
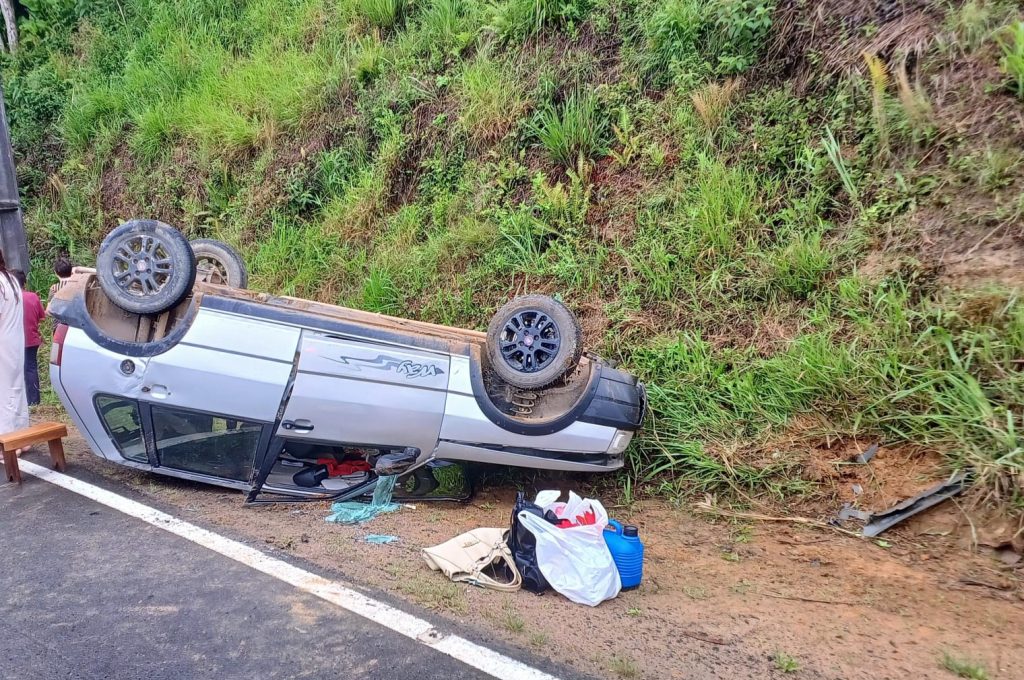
0, 249, 29, 435
14, 269, 45, 406
48, 255, 72, 299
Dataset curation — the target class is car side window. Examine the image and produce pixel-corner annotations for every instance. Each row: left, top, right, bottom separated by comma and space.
95, 395, 147, 463
151, 407, 262, 481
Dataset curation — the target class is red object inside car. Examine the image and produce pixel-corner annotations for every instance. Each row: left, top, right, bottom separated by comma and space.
317, 458, 371, 477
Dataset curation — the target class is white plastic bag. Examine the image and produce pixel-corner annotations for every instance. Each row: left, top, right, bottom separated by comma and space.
517, 490, 621, 606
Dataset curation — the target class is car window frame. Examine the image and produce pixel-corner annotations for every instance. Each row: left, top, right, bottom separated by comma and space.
145, 401, 274, 484
93, 393, 152, 464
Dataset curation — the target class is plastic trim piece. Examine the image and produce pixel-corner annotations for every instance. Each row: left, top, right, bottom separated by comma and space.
577, 370, 646, 431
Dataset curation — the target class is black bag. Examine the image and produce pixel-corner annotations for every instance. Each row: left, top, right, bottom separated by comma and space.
507, 492, 550, 593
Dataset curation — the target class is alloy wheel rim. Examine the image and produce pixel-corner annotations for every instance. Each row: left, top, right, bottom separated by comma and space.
111, 235, 174, 297
498, 310, 561, 373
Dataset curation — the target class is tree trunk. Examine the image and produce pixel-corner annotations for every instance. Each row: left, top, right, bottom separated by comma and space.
0, 0, 17, 54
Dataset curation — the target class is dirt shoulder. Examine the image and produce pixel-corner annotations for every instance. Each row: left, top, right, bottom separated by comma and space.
41, 423, 1024, 680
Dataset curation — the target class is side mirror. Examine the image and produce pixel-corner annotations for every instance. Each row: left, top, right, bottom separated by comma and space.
374, 447, 421, 476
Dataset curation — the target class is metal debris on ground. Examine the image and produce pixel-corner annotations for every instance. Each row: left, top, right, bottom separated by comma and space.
861, 472, 969, 538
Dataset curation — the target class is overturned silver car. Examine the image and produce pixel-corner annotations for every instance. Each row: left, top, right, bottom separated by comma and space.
48, 220, 645, 502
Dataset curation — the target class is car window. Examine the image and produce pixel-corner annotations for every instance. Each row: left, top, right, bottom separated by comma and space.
95, 396, 147, 463
151, 407, 262, 481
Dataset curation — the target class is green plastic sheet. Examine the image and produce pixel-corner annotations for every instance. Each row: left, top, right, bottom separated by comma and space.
325, 475, 399, 525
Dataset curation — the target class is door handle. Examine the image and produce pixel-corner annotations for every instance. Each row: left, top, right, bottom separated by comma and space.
143, 384, 170, 399
282, 419, 314, 433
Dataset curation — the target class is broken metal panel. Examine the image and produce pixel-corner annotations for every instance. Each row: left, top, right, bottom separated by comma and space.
862, 472, 969, 538
0, 81, 27, 273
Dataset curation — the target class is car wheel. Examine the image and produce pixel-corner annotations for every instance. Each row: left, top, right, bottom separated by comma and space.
486, 294, 582, 390
96, 219, 196, 315
191, 238, 249, 288
401, 467, 440, 496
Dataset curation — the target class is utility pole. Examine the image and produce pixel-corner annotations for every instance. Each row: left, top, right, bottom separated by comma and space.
0, 0, 18, 53
0, 80, 27, 273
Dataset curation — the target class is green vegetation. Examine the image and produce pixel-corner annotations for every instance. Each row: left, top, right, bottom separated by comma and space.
998, 21, 1024, 98
3, 0, 1024, 509
458, 54, 528, 143
360, 0, 408, 30
773, 651, 799, 673
941, 651, 990, 680
609, 654, 639, 678
499, 599, 526, 633
534, 90, 608, 167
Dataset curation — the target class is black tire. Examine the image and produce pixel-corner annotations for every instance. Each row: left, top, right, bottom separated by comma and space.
400, 467, 440, 496
191, 238, 249, 288
486, 294, 582, 390
96, 219, 196, 315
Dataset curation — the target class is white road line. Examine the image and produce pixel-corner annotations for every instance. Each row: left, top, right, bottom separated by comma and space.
19, 460, 559, 680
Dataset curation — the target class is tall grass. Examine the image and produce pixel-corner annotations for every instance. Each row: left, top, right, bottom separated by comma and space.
415, 0, 483, 59
766, 227, 833, 298
691, 78, 742, 135
822, 127, 860, 207
642, 0, 706, 86
533, 90, 608, 167
359, 0, 407, 30
458, 55, 528, 144
997, 21, 1024, 99
59, 0, 341, 156
640, 0, 774, 84
6, 0, 1024, 508
629, 286, 1024, 499
489, 0, 591, 41
250, 219, 348, 300
949, 1, 997, 52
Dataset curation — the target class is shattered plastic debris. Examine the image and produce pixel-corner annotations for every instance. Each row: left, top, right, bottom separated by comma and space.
852, 444, 879, 464
837, 504, 871, 522
364, 534, 399, 544
326, 475, 400, 525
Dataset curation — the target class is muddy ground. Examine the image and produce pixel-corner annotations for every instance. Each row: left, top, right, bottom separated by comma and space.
30, 421, 1024, 680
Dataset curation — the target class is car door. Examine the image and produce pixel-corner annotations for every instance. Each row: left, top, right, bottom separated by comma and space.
279, 330, 450, 457
139, 307, 301, 479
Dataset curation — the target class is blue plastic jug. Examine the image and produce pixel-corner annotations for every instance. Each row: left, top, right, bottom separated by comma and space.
604, 519, 644, 590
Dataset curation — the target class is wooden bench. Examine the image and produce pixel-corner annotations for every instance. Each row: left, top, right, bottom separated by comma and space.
1, 422, 68, 484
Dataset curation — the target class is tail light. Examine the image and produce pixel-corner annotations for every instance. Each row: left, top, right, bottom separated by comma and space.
607, 429, 634, 454
50, 323, 68, 366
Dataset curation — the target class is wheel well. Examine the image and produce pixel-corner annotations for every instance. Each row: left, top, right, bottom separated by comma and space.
469, 345, 604, 436
51, 274, 200, 357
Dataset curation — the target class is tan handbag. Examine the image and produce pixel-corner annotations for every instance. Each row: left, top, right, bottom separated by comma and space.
422, 528, 522, 592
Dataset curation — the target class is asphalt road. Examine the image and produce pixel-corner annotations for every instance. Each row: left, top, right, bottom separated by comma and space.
0, 475, 500, 680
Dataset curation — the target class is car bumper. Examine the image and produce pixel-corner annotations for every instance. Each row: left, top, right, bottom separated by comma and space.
578, 364, 647, 432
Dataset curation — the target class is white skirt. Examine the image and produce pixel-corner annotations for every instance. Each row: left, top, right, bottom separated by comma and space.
1, 274, 29, 435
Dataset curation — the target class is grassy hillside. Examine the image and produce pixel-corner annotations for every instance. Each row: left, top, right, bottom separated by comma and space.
4, 0, 1023, 506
